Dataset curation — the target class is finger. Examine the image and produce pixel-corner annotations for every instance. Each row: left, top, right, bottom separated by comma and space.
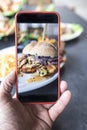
0, 70, 16, 97
49, 90, 71, 122
42, 81, 68, 109
60, 81, 68, 94
42, 104, 53, 109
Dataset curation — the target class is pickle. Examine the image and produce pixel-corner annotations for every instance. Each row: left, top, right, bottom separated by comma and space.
37, 66, 48, 77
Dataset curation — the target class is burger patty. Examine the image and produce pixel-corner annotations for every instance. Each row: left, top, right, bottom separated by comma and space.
28, 54, 58, 66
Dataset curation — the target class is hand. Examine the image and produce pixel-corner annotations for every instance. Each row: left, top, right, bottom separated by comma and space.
0, 71, 71, 130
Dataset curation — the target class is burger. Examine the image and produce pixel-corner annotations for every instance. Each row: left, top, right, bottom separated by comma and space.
18, 41, 58, 77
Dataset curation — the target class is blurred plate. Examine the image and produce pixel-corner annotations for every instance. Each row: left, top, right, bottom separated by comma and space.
61, 23, 84, 42
0, 46, 15, 54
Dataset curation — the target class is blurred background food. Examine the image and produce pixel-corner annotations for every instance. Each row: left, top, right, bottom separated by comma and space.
0, 0, 26, 39
0, 53, 15, 78
0, 0, 84, 79
0, 15, 14, 39
0, 0, 84, 40
60, 23, 83, 42
27, 0, 51, 5
0, 0, 26, 16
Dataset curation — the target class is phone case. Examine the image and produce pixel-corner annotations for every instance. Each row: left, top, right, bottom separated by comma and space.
15, 11, 60, 104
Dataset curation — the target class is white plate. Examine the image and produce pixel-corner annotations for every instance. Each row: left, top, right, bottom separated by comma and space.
18, 53, 66, 93
18, 72, 58, 93
0, 46, 15, 54
18, 61, 66, 93
0, 46, 66, 92
61, 23, 84, 42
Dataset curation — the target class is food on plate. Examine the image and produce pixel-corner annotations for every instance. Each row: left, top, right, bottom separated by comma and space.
0, 15, 15, 38
60, 23, 84, 41
18, 30, 56, 45
0, 53, 16, 78
60, 23, 74, 36
18, 40, 66, 77
17, 31, 39, 44
38, 36, 56, 45
0, 0, 25, 16
35, 3, 55, 12
18, 41, 58, 77
18, 28, 43, 44
26, 75, 46, 83
18, 31, 27, 44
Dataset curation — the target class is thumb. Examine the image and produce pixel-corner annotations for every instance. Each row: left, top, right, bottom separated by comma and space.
0, 70, 16, 99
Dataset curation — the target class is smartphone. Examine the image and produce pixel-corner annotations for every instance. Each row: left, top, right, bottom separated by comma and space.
15, 12, 60, 103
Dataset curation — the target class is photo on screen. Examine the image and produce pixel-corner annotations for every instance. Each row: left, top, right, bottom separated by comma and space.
17, 22, 58, 102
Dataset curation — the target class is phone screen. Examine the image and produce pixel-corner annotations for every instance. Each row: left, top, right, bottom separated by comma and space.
15, 12, 60, 103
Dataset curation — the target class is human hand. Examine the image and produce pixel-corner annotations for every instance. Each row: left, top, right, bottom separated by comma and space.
0, 71, 71, 130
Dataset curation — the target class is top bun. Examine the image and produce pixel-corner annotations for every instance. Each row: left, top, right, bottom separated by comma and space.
23, 41, 37, 54
23, 41, 57, 57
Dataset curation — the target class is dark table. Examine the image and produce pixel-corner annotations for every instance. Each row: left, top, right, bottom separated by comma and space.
52, 7, 87, 130
0, 7, 87, 130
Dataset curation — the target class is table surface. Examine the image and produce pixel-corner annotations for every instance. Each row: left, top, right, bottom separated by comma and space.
52, 7, 87, 130
0, 7, 87, 130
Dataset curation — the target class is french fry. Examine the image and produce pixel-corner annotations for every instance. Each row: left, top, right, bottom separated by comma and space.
0, 53, 16, 78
